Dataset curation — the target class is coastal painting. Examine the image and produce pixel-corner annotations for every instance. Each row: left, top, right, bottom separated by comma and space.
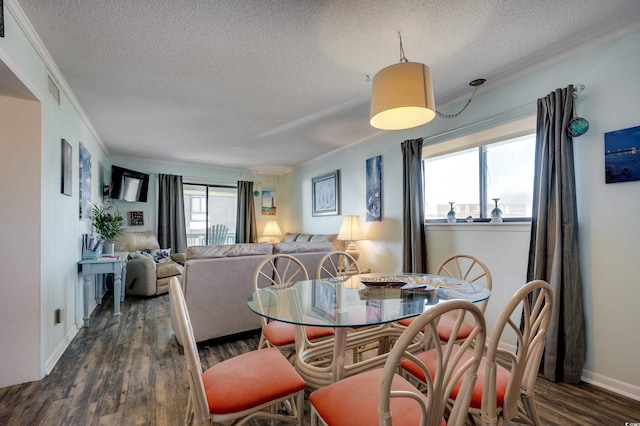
262, 190, 276, 215
366, 155, 382, 221
604, 125, 640, 184
79, 142, 92, 220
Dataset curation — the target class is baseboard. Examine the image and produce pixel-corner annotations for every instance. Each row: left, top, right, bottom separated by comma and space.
581, 370, 640, 401
44, 325, 79, 375
498, 342, 640, 401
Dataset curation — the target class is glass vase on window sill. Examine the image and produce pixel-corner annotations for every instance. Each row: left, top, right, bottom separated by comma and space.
446, 202, 457, 223
490, 198, 503, 223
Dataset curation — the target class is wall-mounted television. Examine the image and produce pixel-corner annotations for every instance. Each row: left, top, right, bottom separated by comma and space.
109, 165, 149, 202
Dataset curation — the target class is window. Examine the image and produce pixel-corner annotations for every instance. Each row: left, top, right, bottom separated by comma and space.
183, 184, 237, 245
424, 133, 535, 221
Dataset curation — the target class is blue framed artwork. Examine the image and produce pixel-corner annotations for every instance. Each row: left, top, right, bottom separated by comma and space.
604, 125, 640, 184
61, 139, 72, 196
79, 142, 92, 220
0, 0, 4, 38
366, 155, 382, 221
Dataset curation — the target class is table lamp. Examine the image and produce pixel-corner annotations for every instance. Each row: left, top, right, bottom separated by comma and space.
263, 220, 282, 242
337, 215, 366, 263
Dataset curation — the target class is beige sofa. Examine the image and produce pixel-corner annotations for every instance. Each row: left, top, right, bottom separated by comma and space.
181, 234, 338, 343
115, 231, 185, 296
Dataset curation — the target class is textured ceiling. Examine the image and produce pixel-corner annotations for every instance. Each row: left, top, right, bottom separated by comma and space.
13, 0, 640, 174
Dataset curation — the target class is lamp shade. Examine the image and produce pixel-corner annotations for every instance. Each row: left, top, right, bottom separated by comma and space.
370, 61, 436, 130
337, 215, 365, 242
263, 221, 282, 238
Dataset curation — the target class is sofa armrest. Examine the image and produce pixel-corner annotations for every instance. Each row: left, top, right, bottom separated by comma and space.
125, 257, 157, 296
171, 252, 186, 264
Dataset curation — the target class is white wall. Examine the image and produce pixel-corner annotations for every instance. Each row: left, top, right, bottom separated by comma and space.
0, 94, 41, 386
0, 2, 109, 386
281, 30, 640, 399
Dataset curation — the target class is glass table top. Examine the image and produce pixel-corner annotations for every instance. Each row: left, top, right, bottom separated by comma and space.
247, 273, 491, 328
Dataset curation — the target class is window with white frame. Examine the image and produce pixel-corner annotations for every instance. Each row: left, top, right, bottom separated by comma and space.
423, 122, 536, 222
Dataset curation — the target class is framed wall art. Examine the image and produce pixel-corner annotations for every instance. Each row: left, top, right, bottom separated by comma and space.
61, 139, 72, 196
1, 0, 5, 38
366, 155, 382, 221
78, 142, 92, 220
262, 190, 276, 215
129, 211, 144, 226
312, 170, 340, 216
604, 125, 640, 184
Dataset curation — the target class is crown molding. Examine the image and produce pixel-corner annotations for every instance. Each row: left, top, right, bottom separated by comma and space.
5, 0, 107, 154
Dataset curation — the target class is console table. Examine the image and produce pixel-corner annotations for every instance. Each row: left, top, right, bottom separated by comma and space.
78, 252, 128, 326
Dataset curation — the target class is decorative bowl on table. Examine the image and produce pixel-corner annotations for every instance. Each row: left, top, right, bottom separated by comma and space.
359, 275, 408, 287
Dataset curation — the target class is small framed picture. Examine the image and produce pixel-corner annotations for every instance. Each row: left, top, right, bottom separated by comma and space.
129, 211, 144, 226
312, 170, 340, 216
61, 139, 72, 196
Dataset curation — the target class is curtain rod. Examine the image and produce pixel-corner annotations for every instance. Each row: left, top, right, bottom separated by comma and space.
423, 84, 585, 143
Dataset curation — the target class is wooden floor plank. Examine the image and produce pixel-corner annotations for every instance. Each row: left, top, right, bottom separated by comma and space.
0, 292, 638, 425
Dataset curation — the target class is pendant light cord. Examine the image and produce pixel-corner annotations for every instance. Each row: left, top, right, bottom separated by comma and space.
396, 32, 483, 119
435, 84, 481, 119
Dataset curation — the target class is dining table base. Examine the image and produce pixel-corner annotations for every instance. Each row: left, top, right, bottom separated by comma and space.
294, 322, 412, 389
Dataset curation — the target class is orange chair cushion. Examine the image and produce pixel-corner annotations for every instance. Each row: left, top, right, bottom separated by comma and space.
263, 320, 334, 346
397, 314, 473, 342
310, 369, 444, 426
436, 315, 474, 341
401, 345, 511, 409
202, 347, 306, 414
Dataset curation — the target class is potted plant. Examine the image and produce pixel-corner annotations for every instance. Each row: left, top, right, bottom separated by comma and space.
91, 203, 125, 255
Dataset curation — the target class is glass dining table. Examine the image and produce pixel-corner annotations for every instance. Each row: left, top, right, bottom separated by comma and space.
247, 273, 491, 387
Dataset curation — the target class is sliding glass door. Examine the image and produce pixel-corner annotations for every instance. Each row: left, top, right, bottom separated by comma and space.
183, 183, 237, 246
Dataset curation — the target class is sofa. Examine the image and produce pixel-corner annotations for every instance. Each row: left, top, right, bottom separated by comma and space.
180, 233, 338, 343
115, 231, 185, 296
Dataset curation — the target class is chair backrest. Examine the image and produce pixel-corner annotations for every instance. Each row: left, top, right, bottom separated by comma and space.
437, 253, 492, 312
316, 250, 360, 279
381, 300, 487, 426
168, 277, 210, 424
483, 279, 553, 423
253, 254, 309, 329
253, 254, 309, 290
208, 224, 229, 245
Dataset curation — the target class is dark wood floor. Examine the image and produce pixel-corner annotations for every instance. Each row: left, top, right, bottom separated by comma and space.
1, 292, 638, 425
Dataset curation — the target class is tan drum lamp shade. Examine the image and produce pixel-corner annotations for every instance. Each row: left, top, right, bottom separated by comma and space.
337, 215, 366, 262
263, 220, 282, 242
370, 61, 436, 130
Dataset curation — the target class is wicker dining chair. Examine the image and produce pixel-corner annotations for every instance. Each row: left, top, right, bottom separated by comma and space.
168, 277, 306, 425
397, 253, 492, 342
402, 279, 553, 425
254, 254, 334, 356
309, 299, 487, 426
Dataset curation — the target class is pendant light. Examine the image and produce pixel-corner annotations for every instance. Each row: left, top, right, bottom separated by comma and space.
370, 33, 485, 131
370, 34, 435, 130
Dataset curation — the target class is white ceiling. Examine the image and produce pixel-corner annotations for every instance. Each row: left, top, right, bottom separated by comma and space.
13, 0, 640, 174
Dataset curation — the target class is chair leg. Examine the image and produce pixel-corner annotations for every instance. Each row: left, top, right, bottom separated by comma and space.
184, 393, 193, 425
521, 394, 541, 425
258, 332, 269, 350
296, 389, 304, 426
310, 405, 319, 426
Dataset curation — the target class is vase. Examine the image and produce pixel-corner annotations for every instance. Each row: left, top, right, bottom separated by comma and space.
490, 198, 503, 223
446, 202, 457, 224
102, 242, 115, 255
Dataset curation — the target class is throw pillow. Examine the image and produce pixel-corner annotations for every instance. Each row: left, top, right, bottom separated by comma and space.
130, 250, 154, 260
146, 248, 172, 263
